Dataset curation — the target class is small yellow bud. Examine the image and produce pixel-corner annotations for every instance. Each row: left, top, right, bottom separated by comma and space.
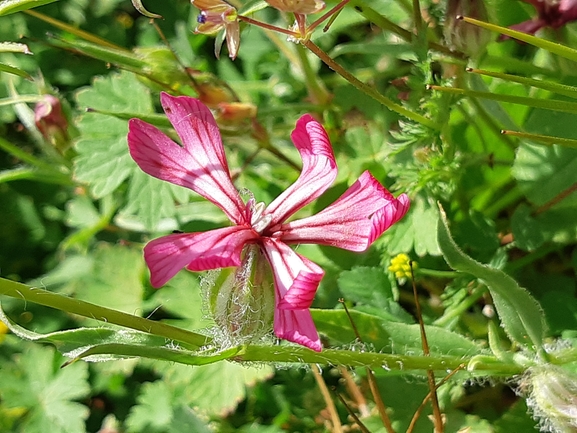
388, 253, 416, 280
0, 321, 9, 343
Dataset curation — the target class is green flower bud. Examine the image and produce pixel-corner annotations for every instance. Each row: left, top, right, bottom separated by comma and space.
203, 245, 275, 346
444, 0, 491, 58
523, 365, 577, 433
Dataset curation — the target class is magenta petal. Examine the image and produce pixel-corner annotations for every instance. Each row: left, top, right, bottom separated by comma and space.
280, 171, 406, 251
274, 308, 322, 352
127, 94, 246, 224
265, 115, 337, 226
144, 226, 257, 288
506, 19, 546, 36
368, 192, 410, 245
261, 238, 324, 310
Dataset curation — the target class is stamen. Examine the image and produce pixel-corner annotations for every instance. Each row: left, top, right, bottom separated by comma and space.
250, 201, 272, 233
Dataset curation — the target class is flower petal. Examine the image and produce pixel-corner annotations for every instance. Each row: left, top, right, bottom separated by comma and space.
279, 171, 408, 251
265, 0, 325, 14
225, 21, 240, 59
274, 308, 322, 352
144, 226, 257, 288
367, 192, 410, 245
261, 238, 324, 310
127, 93, 246, 224
265, 115, 336, 226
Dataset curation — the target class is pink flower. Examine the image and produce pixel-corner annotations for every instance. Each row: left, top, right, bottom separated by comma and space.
127, 93, 409, 352
192, 0, 240, 59
505, 0, 577, 37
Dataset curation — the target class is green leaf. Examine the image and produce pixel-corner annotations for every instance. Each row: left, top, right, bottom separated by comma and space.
312, 309, 480, 357
74, 72, 191, 230
74, 112, 133, 197
512, 143, 577, 206
154, 361, 274, 416
387, 195, 441, 256
337, 266, 413, 322
437, 205, 547, 355
64, 243, 144, 315
0, 344, 89, 433
125, 381, 173, 432
126, 382, 213, 433
0, 0, 61, 16
0, 61, 31, 79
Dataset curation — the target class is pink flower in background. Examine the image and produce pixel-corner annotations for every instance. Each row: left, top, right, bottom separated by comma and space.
506, 0, 577, 36
192, 0, 240, 59
127, 93, 409, 352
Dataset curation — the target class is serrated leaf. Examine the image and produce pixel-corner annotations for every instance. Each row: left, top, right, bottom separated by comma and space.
155, 361, 274, 416
0, 344, 89, 433
76, 71, 153, 113
74, 113, 133, 197
312, 309, 479, 357
126, 381, 172, 432
66, 243, 144, 315
387, 195, 440, 256
512, 142, 577, 206
437, 205, 547, 354
124, 170, 190, 231
125, 382, 212, 433
74, 72, 191, 229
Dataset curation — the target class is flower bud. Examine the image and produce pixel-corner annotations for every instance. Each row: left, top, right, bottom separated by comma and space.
203, 246, 275, 346
523, 365, 577, 433
215, 102, 257, 125
444, 0, 490, 58
34, 95, 69, 151
134, 47, 190, 90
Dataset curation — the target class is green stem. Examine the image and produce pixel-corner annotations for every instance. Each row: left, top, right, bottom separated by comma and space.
429, 85, 577, 115
418, 268, 460, 278
467, 97, 517, 150
0, 277, 210, 348
484, 186, 524, 219
0, 167, 72, 185
236, 344, 525, 374
0, 136, 66, 172
303, 39, 439, 129
433, 286, 488, 327
412, 0, 423, 35
295, 44, 331, 106
506, 244, 562, 273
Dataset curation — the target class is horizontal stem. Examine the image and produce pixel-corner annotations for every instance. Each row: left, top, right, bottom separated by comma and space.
236, 344, 525, 374
0, 277, 209, 349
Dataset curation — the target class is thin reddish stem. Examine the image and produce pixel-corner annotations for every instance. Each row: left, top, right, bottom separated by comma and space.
238, 15, 298, 37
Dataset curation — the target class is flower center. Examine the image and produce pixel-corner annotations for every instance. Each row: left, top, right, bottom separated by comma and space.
250, 201, 272, 234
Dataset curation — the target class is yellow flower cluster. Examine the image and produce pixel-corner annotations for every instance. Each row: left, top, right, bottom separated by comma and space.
388, 253, 415, 280
0, 321, 8, 343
